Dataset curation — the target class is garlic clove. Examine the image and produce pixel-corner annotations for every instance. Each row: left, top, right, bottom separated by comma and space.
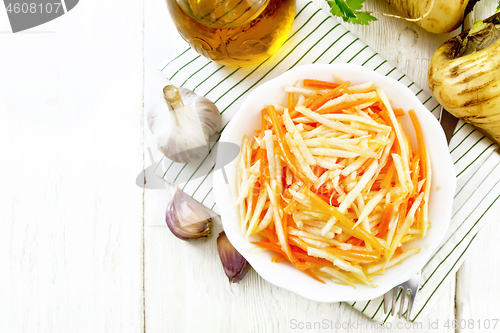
217, 231, 251, 283
166, 186, 211, 240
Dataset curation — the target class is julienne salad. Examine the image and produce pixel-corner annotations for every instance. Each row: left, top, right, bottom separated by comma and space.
235, 77, 431, 286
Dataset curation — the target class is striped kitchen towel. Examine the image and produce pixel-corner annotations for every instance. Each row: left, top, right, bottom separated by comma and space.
157, 0, 500, 323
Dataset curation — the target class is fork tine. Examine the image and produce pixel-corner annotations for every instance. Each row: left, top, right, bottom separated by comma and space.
406, 288, 417, 320
384, 290, 391, 314
391, 286, 400, 316
399, 288, 408, 319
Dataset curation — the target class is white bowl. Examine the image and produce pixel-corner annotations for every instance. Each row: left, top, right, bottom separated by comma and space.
213, 64, 455, 302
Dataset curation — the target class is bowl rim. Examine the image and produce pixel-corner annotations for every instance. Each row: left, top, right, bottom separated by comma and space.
213, 63, 456, 303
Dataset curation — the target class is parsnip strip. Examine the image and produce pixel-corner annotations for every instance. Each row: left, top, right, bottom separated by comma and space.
364, 132, 395, 191
302, 219, 342, 238
296, 94, 306, 106
315, 157, 342, 170
235, 160, 260, 205
285, 86, 317, 96
304, 137, 365, 147
286, 166, 293, 185
338, 160, 378, 212
236, 147, 246, 234
310, 148, 360, 158
264, 130, 276, 180
333, 258, 372, 286
296, 105, 368, 136
307, 247, 371, 285
367, 247, 420, 274
295, 210, 329, 220
301, 125, 328, 139
275, 153, 282, 195
341, 157, 368, 176
402, 134, 414, 194
319, 92, 378, 110
321, 160, 378, 235
319, 266, 355, 287
348, 81, 374, 92
302, 237, 331, 248
377, 88, 410, 172
285, 133, 319, 184
354, 189, 387, 229
255, 206, 274, 233
302, 225, 338, 238
385, 193, 424, 266
323, 114, 391, 131
267, 181, 292, 261
307, 246, 338, 263
244, 136, 251, 168
245, 189, 268, 237
283, 109, 316, 165
317, 93, 348, 110
243, 186, 254, 230
392, 153, 408, 194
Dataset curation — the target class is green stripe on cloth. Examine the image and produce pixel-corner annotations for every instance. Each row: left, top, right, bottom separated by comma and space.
156, 0, 500, 323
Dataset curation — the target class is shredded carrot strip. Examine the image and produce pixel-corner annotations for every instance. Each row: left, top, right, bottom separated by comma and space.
380, 162, 396, 190
283, 200, 298, 215
393, 108, 405, 117
282, 214, 295, 263
326, 247, 379, 262
303, 79, 340, 89
288, 236, 309, 252
309, 81, 350, 111
251, 240, 284, 254
408, 110, 427, 180
346, 237, 363, 246
377, 203, 395, 238
294, 261, 319, 270
303, 269, 326, 283
267, 105, 309, 184
379, 111, 392, 127
272, 254, 286, 262
263, 228, 279, 245
396, 201, 408, 233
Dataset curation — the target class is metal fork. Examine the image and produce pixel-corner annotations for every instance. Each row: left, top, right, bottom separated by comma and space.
383, 271, 421, 320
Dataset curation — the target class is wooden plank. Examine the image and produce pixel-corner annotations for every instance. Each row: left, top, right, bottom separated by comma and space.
142, 0, 192, 332
0, 0, 145, 331
455, 4, 500, 332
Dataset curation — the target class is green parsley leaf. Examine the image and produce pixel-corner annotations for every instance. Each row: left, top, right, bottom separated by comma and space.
326, 0, 377, 25
345, 0, 365, 11
348, 12, 378, 25
497, 0, 500, 12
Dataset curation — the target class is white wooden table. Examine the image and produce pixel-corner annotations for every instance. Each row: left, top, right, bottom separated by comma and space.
1, 0, 499, 332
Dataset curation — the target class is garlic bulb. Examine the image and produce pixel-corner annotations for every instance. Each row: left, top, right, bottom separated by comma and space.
148, 85, 221, 163
217, 231, 251, 283
166, 186, 211, 240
